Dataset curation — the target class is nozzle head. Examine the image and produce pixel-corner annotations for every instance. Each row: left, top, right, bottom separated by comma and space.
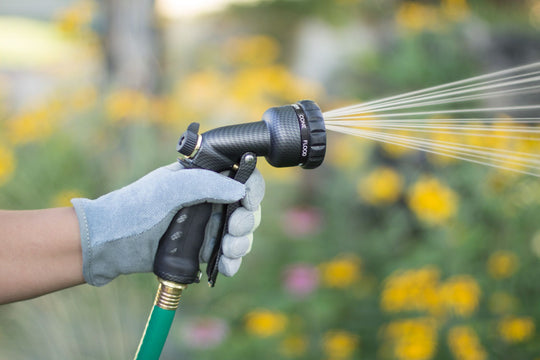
262, 100, 326, 169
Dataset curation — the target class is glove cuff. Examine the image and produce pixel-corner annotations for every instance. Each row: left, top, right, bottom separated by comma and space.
71, 198, 96, 285
72, 198, 164, 286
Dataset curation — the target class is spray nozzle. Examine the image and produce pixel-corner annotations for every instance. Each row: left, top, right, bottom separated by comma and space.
176, 100, 326, 171
155, 100, 326, 287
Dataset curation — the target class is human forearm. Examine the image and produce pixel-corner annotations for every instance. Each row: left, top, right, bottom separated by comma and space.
0, 208, 84, 304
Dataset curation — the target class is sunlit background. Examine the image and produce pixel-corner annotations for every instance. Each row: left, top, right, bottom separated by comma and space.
1, 0, 540, 359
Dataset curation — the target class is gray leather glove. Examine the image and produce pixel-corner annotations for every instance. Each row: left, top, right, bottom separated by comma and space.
71, 163, 265, 286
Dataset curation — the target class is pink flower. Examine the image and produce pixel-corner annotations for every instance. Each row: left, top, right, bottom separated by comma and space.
283, 264, 319, 298
281, 207, 324, 238
181, 317, 229, 349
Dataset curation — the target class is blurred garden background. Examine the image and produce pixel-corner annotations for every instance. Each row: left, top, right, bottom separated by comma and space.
1, 0, 540, 359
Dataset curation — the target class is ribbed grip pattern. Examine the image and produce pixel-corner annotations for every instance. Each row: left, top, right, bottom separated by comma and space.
298, 100, 326, 169
191, 122, 270, 172
262, 105, 303, 167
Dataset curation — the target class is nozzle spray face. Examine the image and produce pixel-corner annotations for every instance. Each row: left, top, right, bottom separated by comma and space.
177, 100, 326, 172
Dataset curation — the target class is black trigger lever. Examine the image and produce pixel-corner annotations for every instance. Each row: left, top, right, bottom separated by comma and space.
206, 152, 257, 287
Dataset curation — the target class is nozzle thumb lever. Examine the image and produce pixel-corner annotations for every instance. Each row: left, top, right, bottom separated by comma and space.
177, 122, 200, 158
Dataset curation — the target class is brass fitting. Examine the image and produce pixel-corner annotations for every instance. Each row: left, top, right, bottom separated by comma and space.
154, 278, 187, 310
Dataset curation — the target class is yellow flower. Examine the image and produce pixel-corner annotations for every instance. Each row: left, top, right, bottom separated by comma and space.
229, 65, 322, 106
0, 145, 15, 186
320, 254, 361, 288
381, 266, 441, 315
439, 275, 480, 317
441, 0, 470, 21
447, 326, 487, 360
55, 0, 95, 37
323, 330, 359, 360
358, 166, 403, 206
327, 134, 366, 170
498, 316, 535, 343
381, 130, 416, 158
6, 105, 59, 145
51, 189, 83, 208
487, 250, 518, 279
382, 267, 480, 318
245, 309, 287, 337
174, 70, 228, 119
383, 318, 437, 360
408, 176, 458, 225
280, 335, 308, 357
427, 129, 460, 166
395, 2, 441, 32
105, 89, 152, 122
224, 35, 280, 67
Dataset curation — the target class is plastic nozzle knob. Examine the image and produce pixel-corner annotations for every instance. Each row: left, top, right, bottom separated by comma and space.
177, 123, 200, 157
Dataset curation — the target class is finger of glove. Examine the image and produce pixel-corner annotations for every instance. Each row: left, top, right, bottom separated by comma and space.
218, 256, 242, 277
242, 169, 265, 211
228, 206, 261, 237
222, 233, 253, 259
163, 167, 245, 205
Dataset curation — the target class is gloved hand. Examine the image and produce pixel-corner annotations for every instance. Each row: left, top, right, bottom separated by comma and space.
71, 163, 265, 286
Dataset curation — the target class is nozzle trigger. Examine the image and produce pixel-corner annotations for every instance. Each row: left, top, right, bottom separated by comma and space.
207, 152, 257, 287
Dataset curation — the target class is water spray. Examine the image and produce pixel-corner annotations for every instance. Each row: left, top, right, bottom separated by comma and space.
324, 61, 540, 177
134, 100, 326, 359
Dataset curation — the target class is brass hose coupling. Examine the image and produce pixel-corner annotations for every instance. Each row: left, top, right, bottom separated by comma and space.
154, 278, 187, 311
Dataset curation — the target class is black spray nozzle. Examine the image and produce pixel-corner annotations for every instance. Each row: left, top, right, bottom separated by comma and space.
153, 100, 326, 288
176, 100, 326, 172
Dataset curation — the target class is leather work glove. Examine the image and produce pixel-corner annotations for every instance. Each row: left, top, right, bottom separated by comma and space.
71, 163, 265, 286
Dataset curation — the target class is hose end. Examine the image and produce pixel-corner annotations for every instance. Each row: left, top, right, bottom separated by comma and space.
154, 279, 187, 310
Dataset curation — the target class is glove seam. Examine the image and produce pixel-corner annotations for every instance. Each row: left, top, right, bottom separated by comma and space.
78, 206, 94, 285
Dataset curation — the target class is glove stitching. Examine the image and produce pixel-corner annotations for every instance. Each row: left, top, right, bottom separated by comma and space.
79, 207, 93, 285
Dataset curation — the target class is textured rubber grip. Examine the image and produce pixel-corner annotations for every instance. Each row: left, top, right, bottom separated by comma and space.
153, 203, 213, 284
297, 100, 326, 169
190, 122, 270, 172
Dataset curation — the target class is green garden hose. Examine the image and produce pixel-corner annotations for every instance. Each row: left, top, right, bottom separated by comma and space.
134, 280, 187, 360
